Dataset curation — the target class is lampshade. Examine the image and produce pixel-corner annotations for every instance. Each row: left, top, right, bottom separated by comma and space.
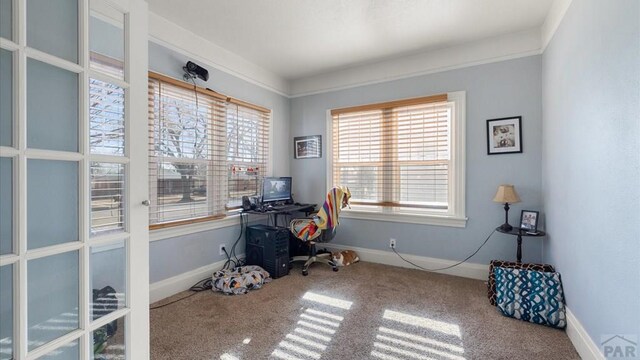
493, 184, 521, 203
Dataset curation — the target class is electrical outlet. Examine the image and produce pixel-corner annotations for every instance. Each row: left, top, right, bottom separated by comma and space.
389, 238, 396, 248
219, 244, 227, 256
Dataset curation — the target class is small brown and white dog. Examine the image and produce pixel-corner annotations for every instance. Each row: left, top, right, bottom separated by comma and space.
331, 250, 360, 267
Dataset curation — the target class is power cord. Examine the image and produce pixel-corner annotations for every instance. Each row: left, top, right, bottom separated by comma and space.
222, 247, 237, 270
226, 213, 246, 269
150, 277, 213, 310
391, 229, 496, 272
152, 214, 250, 310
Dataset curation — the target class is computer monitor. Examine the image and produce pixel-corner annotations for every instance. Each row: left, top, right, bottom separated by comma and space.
262, 177, 292, 203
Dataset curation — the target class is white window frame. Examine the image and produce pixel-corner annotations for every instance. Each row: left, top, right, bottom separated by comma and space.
326, 91, 467, 228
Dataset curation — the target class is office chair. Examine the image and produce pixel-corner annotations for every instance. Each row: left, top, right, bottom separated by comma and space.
289, 186, 351, 276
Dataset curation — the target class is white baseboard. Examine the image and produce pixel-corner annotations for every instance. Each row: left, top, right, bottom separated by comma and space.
149, 255, 244, 304
566, 307, 604, 360
323, 244, 488, 281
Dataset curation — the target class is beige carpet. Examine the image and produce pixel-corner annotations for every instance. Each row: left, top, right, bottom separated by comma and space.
150, 262, 579, 360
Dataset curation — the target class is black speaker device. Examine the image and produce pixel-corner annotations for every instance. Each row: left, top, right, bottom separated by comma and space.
245, 224, 289, 279
183, 61, 209, 81
242, 196, 251, 211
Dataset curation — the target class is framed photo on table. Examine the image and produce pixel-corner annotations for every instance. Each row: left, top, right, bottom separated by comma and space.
486, 116, 522, 155
520, 210, 539, 232
294, 135, 322, 159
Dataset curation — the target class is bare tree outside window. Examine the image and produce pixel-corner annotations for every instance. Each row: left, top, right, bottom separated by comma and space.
153, 92, 209, 203
149, 81, 215, 223
147, 74, 269, 225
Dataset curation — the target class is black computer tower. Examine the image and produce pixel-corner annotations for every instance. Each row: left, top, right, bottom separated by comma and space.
245, 224, 290, 279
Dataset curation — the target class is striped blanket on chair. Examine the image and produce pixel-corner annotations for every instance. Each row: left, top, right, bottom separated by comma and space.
290, 186, 351, 242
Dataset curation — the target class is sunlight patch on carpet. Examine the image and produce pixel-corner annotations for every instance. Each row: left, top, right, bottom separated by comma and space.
296, 320, 336, 335
302, 292, 353, 310
372, 309, 466, 360
220, 353, 239, 360
376, 335, 465, 360
378, 327, 464, 353
271, 293, 352, 359
383, 310, 461, 337
371, 350, 404, 360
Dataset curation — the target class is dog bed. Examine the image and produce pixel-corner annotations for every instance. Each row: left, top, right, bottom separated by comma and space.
212, 265, 272, 295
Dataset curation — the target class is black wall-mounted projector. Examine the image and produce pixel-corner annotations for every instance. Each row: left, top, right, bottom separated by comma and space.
183, 61, 209, 81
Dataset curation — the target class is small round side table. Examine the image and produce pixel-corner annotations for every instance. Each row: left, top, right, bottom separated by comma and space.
495, 227, 546, 263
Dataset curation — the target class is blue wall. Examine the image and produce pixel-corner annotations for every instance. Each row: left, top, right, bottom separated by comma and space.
542, 0, 640, 346
148, 41, 290, 283
290, 56, 544, 265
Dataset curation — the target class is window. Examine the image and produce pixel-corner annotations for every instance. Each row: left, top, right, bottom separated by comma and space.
329, 92, 466, 227
148, 72, 271, 228
226, 102, 270, 208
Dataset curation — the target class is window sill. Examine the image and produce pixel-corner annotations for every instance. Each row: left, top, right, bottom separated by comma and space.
149, 215, 241, 242
340, 209, 467, 228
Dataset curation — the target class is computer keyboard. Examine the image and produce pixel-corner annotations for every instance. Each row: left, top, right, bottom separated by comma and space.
270, 204, 301, 211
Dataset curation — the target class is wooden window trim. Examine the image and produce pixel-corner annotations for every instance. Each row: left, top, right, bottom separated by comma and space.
330, 94, 447, 116
149, 215, 227, 231
349, 201, 447, 210
148, 71, 271, 114
329, 91, 467, 227
147, 71, 271, 231
331, 93, 451, 211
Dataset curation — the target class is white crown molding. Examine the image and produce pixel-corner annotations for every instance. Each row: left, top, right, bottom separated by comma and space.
289, 28, 542, 97
541, 0, 574, 50
147, 3, 572, 99
566, 307, 605, 360
148, 12, 290, 97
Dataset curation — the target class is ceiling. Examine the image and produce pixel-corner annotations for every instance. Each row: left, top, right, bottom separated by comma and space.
147, 0, 554, 80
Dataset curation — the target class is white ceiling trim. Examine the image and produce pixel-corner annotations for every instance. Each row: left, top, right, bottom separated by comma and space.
290, 28, 542, 97
148, 12, 290, 96
147, 5, 573, 99
541, 0, 574, 50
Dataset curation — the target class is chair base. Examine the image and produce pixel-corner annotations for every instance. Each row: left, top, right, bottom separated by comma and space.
291, 252, 339, 276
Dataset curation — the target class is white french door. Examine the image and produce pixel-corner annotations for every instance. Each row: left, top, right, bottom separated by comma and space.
0, 0, 149, 359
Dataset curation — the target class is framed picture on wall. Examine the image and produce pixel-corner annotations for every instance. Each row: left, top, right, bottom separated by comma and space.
294, 135, 322, 159
486, 116, 522, 155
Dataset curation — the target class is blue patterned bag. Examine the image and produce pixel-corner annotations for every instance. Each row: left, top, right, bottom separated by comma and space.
494, 267, 566, 329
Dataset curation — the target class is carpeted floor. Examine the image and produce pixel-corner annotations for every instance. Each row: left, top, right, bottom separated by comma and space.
150, 262, 579, 360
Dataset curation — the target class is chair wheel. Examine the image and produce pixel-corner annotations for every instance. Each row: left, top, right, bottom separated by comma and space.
302, 270, 309, 276
332, 267, 339, 272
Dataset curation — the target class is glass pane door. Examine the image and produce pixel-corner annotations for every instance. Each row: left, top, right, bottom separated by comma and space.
0, 0, 149, 358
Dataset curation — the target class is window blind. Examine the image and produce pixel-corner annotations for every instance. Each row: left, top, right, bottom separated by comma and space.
331, 94, 452, 210
89, 77, 125, 156
226, 102, 270, 208
148, 75, 227, 227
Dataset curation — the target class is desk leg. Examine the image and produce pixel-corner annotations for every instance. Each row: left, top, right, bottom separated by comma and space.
516, 234, 523, 263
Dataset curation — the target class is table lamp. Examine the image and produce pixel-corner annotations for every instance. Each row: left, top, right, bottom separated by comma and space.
493, 184, 520, 231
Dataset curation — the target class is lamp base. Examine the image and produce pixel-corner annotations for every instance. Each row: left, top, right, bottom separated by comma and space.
499, 223, 513, 232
